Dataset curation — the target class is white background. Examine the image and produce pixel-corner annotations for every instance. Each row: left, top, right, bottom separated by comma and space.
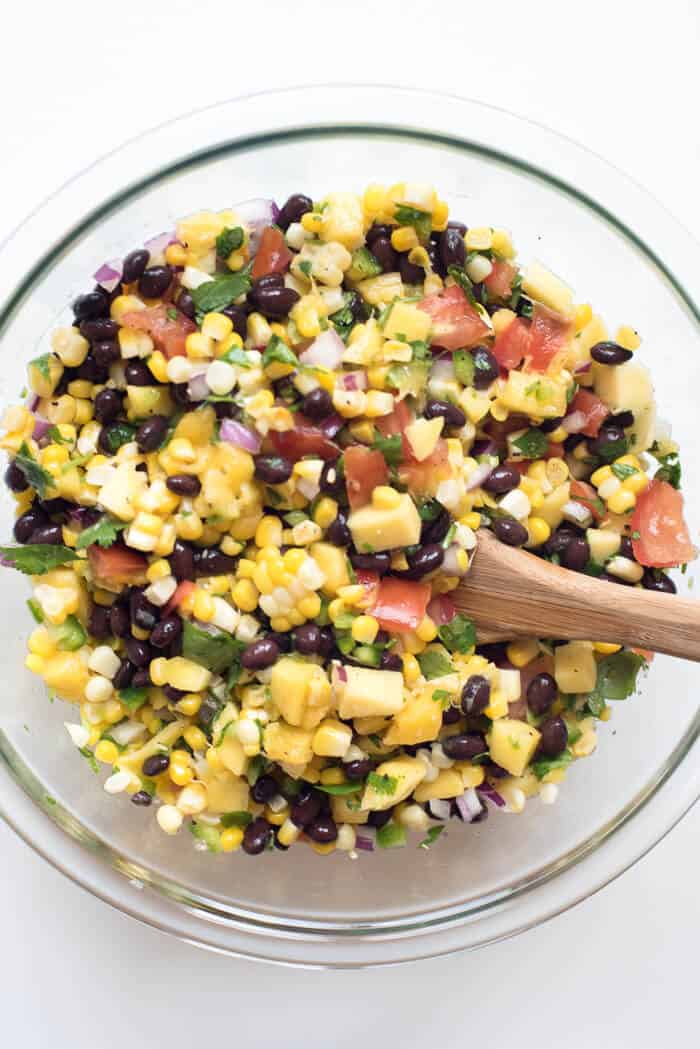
1, 2, 698, 1045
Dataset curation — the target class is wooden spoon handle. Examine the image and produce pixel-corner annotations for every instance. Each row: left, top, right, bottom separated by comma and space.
453, 529, 700, 661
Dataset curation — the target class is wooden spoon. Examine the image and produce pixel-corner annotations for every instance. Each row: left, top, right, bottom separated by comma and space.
452, 529, 700, 661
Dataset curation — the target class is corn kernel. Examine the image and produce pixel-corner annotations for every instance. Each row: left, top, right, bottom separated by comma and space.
328, 598, 348, 624
220, 827, 244, 852
491, 229, 515, 258
622, 472, 649, 495
146, 559, 171, 583
25, 653, 45, 674
270, 616, 292, 632
591, 465, 613, 487
616, 325, 641, 351
193, 588, 216, 623
607, 488, 636, 515
319, 766, 346, 786
573, 303, 593, 331
255, 515, 283, 549
183, 725, 208, 752
185, 332, 214, 360
283, 548, 307, 573
169, 750, 193, 786
277, 818, 301, 847
231, 578, 259, 612
465, 227, 493, 251
506, 638, 539, 668
95, 739, 119, 765
312, 497, 338, 530
149, 658, 169, 687
337, 584, 366, 606
462, 511, 482, 531
372, 485, 401, 510
175, 511, 203, 541
201, 312, 233, 342
110, 294, 145, 324
147, 351, 169, 384
391, 226, 419, 252
527, 516, 551, 546
592, 642, 622, 655
545, 458, 569, 486
301, 212, 324, 235
351, 615, 380, 644
402, 652, 421, 685
297, 593, 322, 619
175, 694, 203, 717
308, 840, 336, 855
415, 616, 438, 643
206, 746, 223, 771
431, 200, 449, 230
599, 705, 613, 722
169, 438, 196, 462
367, 366, 388, 389
460, 766, 485, 789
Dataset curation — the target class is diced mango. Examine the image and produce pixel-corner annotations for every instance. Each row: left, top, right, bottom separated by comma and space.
413, 768, 464, 803
218, 729, 248, 776
488, 718, 541, 777
310, 542, 350, 596
330, 795, 369, 825
499, 369, 567, 418
404, 417, 444, 462
382, 301, 432, 343
348, 493, 421, 552
586, 528, 621, 564
522, 261, 573, 316
125, 385, 175, 421
335, 666, 405, 720
271, 657, 332, 729
200, 769, 249, 813
554, 641, 597, 694
263, 722, 314, 766
360, 756, 426, 811
536, 481, 571, 530
43, 651, 89, 702
382, 688, 443, 746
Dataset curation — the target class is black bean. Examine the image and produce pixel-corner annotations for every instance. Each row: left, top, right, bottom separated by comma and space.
439, 226, 466, 270
196, 694, 221, 732
241, 637, 280, 671
173, 288, 195, 320
251, 774, 278, 804
109, 603, 131, 639
544, 525, 579, 557
80, 318, 119, 342
561, 536, 590, 572
361, 225, 389, 247
124, 360, 154, 387
399, 543, 444, 580
306, 815, 338, 844
302, 387, 333, 420
28, 523, 63, 545
169, 541, 195, 582
277, 193, 313, 231
138, 266, 173, 299
169, 382, 191, 407
483, 464, 521, 494
121, 249, 150, 283
293, 623, 322, 655
135, 415, 168, 453
527, 673, 557, 715
142, 753, 170, 777
221, 304, 248, 338
493, 518, 528, 547
164, 685, 186, 702
540, 415, 564, 434
424, 398, 467, 429
427, 238, 445, 277
113, 658, 136, 690
5, 462, 28, 492
563, 433, 586, 454
93, 388, 123, 424
132, 667, 151, 689
461, 674, 491, 715
316, 626, 335, 659
642, 569, 677, 594
243, 817, 272, 855
131, 790, 152, 806
325, 513, 351, 547
166, 473, 201, 496
72, 289, 109, 322
590, 341, 633, 366
290, 787, 322, 827
420, 505, 451, 546
76, 354, 109, 383
350, 550, 391, 575
248, 280, 300, 319
605, 410, 634, 430
92, 339, 121, 368
130, 590, 159, 631
13, 507, 47, 543
150, 614, 182, 649
87, 604, 111, 640
370, 237, 399, 273
618, 536, 634, 560
398, 254, 423, 283
39, 497, 74, 519
380, 651, 403, 671
254, 455, 293, 484
589, 425, 625, 459
539, 716, 568, 757
193, 547, 237, 577
125, 637, 151, 667
344, 759, 374, 781
442, 733, 487, 761
265, 631, 292, 653
471, 345, 500, 389
319, 460, 345, 500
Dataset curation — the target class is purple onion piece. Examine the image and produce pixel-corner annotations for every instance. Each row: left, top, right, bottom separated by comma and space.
355, 834, 375, 852
477, 783, 506, 808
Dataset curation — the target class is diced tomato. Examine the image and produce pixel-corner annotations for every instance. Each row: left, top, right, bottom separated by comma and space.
355, 569, 380, 607
567, 389, 609, 437
418, 285, 490, 351
164, 580, 196, 616
344, 445, 389, 509
399, 439, 450, 496
484, 260, 517, 300
376, 400, 413, 460
270, 416, 340, 463
504, 458, 529, 476
630, 479, 695, 568
370, 577, 431, 633
570, 479, 605, 523
427, 594, 457, 626
251, 226, 292, 281
87, 544, 147, 585
492, 316, 530, 370
544, 441, 565, 459
525, 304, 573, 373
122, 304, 196, 359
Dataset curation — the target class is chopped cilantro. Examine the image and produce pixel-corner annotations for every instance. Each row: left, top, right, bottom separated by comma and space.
79, 746, 99, 774
166, 307, 178, 321
329, 293, 361, 342
611, 463, 637, 481
119, 687, 149, 712
584, 650, 647, 716
419, 825, 445, 849
220, 810, 253, 828
182, 620, 245, 675
453, 349, 475, 386
75, 516, 127, 550
438, 613, 476, 654
417, 648, 454, 680
47, 426, 72, 446
0, 544, 79, 575
348, 246, 382, 281
14, 442, 52, 498
651, 444, 682, 489
215, 226, 245, 258
596, 433, 628, 463
105, 422, 136, 452
262, 334, 299, 370
220, 345, 252, 368
367, 772, 398, 795
511, 428, 549, 459
371, 430, 403, 467
191, 271, 252, 320
393, 204, 432, 242
26, 598, 44, 623
532, 750, 573, 780
432, 689, 452, 707
376, 821, 407, 849
447, 265, 477, 305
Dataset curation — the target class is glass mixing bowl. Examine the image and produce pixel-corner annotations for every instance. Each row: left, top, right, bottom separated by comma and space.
0, 86, 698, 967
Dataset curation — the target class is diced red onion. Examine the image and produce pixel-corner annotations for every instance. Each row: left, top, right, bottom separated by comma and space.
219, 418, 261, 454
355, 834, 375, 852
574, 361, 592, 375
32, 416, 51, 442
477, 784, 506, 808
144, 231, 177, 256
27, 394, 39, 412
562, 410, 587, 434
339, 370, 368, 391
455, 788, 484, 823
442, 543, 469, 577
465, 462, 494, 491
428, 798, 452, 820
427, 594, 457, 626
429, 355, 455, 383
233, 199, 279, 255
186, 372, 210, 402
335, 664, 348, 683
316, 413, 344, 439
94, 259, 123, 294
471, 438, 497, 458
299, 329, 345, 371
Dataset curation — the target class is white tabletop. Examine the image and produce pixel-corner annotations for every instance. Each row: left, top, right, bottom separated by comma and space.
2, 3, 698, 1045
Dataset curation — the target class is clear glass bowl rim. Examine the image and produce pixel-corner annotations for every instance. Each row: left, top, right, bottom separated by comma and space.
0, 84, 697, 968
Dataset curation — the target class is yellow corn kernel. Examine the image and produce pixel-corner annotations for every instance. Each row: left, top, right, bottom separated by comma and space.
193, 589, 216, 623
92, 588, 115, 607
95, 739, 119, 765
294, 303, 321, 339
169, 437, 196, 462
110, 294, 145, 324
462, 511, 482, 531
201, 312, 233, 342
461, 766, 486, 789
25, 653, 45, 674
337, 584, 366, 606
297, 593, 322, 620
153, 523, 176, 556
527, 516, 551, 546
506, 638, 540, 668
183, 725, 208, 752
465, 227, 493, 252
175, 512, 203, 541
573, 303, 593, 332
41, 445, 70, 470
277, 819, 301, 847
351, 615, 380, 644
252, 562, 273, 595
220, 536, 243, 558
185, 332, 214, 360
66, 379, 93, 399
592, 642, 622, 655
146, 559, 171, 583
308, 840, 336, 855
264, 806, 287, 827
220, 827, 244, 852
301, 211, 324, 235
415, 616, 438, 643
319, 766, 346, 786
163, 242, 187, 267
269, 616, 292, 633
491, 229, 515, 258
616, 325, 641, 351
328, 598, 347, 624
103, 699, 124, 725
312, 497, 338, 530
347, 419, 375, 444
175, 693, 202, 716
231, 578, 259, 612
73, 399, 93, 426
28, 627, 55, 658
205, 746, 224, 771
255, 515, 283, 549
545, 458, 569, 487
149, 658, 169, 687
218, 332, 244, 358
599, 705, 613, 722
169, 752, 194, 787
402, 653, 421, 686
431, 200, 449, 230
283, 548, 307, 573
485, 690, 509, 720
547, 427, 567, 445
622, 473, 649, 495
607, 488, 636, 515
591, 464, 613, 487
372, 485, 401, 511
236, 558, 256, 579
226, 250, 246, 272
390, 226, 419, 252
147, 351, 169, 384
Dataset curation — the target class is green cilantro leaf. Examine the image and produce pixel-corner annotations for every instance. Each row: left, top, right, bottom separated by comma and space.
583, 650, 647, 716
182, 620, 245, 675
432, 689, 452, 707
75, 516, 127, 550
393, 204, 432, 242
511, 428, 549, 460
189, 821, 222, 853
348, 246, 382, 281
596, 433, 628, 464
0, 544, 79, 575
371, 430, 403, 467
262, 335, 299, 370
14, 442, 52, 498
119, 687, 149, 712
438, 613, 476, 654
532, 750, 573, 780
419, 825, 445, 849
329, 293, 362, 343
215, 226, 245, 259
105, 422, 137, 453
611, 463, 638, 481
191, 272, 252, 319
46, 426, 72, 446
220, 810, 253, 828
29, 353, 52, 383
651, 444, 682, 489
27, 598, 44, 623
376, 821, 407, 849
453, 349, 475, 386
220, 346, 252, 368
447, 265, 477, 305
417, 649, 454, 680
367, 772, 398, 795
